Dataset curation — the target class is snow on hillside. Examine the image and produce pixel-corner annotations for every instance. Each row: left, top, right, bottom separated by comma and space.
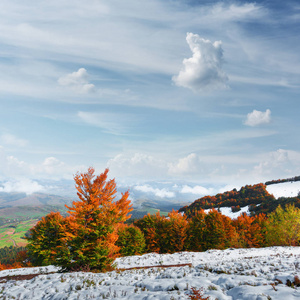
204, 181, 300, 219
205, 206, 250, 219
266, 181, 300, 199
1, 247, 300, 299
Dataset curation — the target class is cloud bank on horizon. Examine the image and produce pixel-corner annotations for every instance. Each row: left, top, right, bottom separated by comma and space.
0, 0, 299, 197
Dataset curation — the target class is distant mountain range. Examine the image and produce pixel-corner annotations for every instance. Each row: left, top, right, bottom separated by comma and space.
0, 192, 72, 208
0, 176, 300, 223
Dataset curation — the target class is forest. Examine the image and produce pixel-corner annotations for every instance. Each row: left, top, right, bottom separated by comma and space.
1, 168, 300, 272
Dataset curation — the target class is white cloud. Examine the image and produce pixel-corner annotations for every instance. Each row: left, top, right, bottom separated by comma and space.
209, 3, 264, 22
253, 149, 300, 180
1, 134, 28, 147
0, 179, 44, 195
42, 157, 67, 175
1, 155, 29, 178
218, 184, 241, 193
245, 109, 271, 126
172, 33, 228, 92
58, 68, 95, 93
134, 184, 175, 198
180, 185, 214, 196
107, 153, 167, 179
168, 153, 200, 175
0, 146, 85, 180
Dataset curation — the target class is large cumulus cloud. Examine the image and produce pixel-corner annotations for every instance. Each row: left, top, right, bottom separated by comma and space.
173, 33, 228, 92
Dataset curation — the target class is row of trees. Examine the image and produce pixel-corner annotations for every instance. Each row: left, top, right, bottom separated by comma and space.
23, 168, 300, 272
0, 246, 28, 270
134, 205, 300, 253
265, 175, 300, 185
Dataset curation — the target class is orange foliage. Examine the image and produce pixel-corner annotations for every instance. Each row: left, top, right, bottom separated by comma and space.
134, 210, 189, 254
167, 210, 188, 253
64, 168, 133, 269
233, 213, 266, 247
67, 167, 132, 226
188, 287, 210, 300
26, 168, 133, 271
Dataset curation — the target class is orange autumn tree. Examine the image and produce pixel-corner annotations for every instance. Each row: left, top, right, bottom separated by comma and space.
65, 167, 132, 271
233, 213, 267, 248
26, 168, 132, 272
134, 210, 188, 254
166, 210, 188, 253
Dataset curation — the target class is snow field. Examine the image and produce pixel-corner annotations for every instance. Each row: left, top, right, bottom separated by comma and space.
1, 247, 300, 299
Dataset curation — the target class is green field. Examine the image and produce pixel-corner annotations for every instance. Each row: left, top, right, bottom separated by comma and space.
0, 219, 38, 248
0, 205, 67, 249
145, 208, 168, 216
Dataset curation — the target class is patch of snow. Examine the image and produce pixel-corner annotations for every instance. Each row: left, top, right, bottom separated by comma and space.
204, 205, 250, 218
266, 181, 300, 199
1, 247, 300, 299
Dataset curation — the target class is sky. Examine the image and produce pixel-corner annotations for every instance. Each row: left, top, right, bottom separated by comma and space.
0, 0, 299, 200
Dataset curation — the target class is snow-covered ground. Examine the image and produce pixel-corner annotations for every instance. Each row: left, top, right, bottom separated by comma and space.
266, 181, 300, 199
1, 247, 300, 299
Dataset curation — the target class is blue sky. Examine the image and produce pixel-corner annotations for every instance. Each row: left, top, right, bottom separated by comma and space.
0, 0, 299, 200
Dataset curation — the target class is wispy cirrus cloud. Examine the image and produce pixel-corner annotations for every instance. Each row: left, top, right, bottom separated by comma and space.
77, 111, 137, 135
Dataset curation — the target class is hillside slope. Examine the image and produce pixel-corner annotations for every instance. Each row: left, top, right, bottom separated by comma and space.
179, 183, 300, 217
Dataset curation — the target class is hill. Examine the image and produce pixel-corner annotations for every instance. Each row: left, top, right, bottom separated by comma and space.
0, 192, 72, 208
0, 205, 69, 248
179, 182, 300, 218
